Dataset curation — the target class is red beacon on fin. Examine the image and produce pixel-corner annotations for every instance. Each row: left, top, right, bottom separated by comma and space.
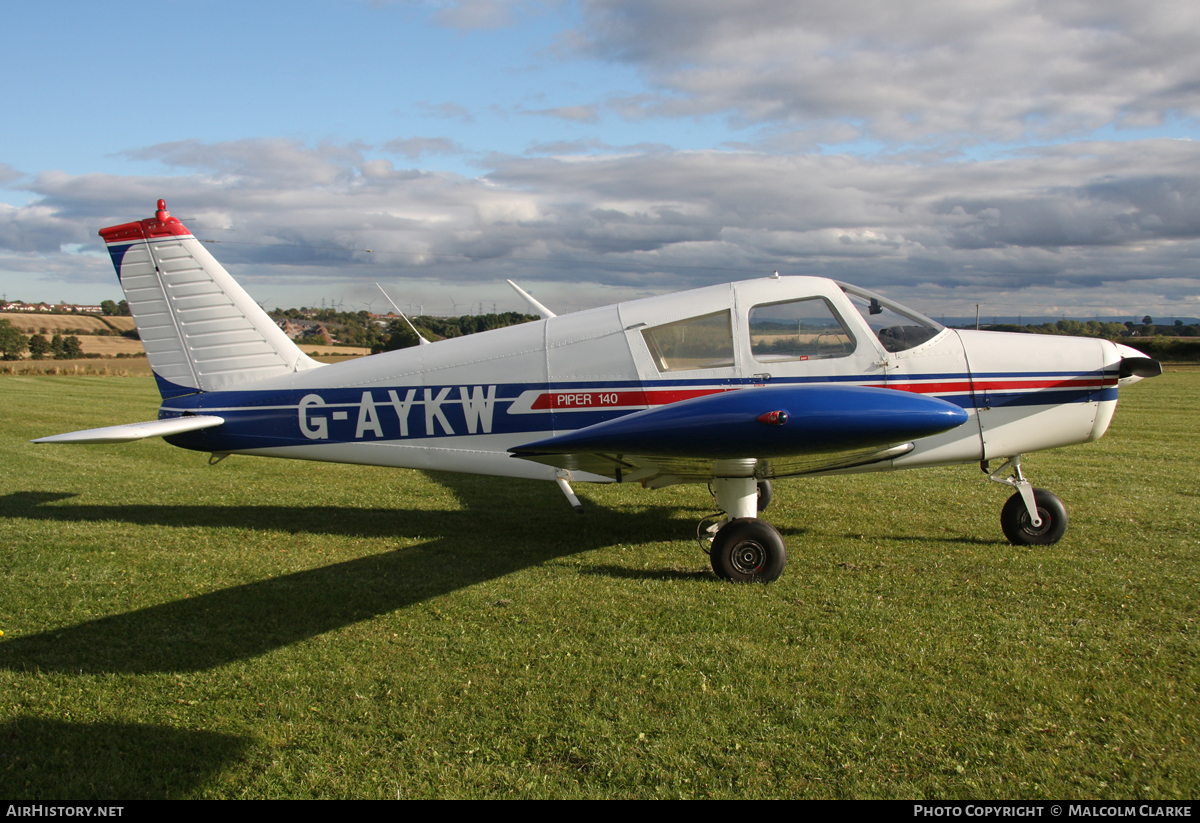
98, 198, 191, 243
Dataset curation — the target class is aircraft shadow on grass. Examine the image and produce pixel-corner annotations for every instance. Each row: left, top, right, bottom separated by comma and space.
0, 473, 700, 675
0, 718, 251, 800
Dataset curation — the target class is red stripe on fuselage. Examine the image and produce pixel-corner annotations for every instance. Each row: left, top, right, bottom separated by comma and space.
880, 376, 1118, 395
531, 388, 723, 410
530, 375, 1117, 412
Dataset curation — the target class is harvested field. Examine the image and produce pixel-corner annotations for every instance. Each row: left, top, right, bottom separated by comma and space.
99, 316, 137, 331
1, 313, 110, 333
0, 313, 136, 333
298, 343, 371, 356
1, 325, 367, 360
78, 336, 145, 356
1, 353, 361, 375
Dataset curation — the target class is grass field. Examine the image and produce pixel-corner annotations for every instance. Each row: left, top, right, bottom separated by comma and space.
0, 371, 1196, 798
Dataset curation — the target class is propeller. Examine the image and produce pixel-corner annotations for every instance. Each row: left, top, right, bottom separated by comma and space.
1119, 356, 1162, 379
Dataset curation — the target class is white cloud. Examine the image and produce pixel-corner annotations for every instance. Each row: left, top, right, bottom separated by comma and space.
3, 136, 1200, 314
414, 101, 476, 123
384, 137, 466, 159
0, 163, 24, 186
520, 104, 600, 123
377, 0, 561, 30
569, 0, 1200, 148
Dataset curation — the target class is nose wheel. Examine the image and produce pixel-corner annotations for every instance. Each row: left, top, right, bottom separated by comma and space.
1000, 488, 1067, 545
987, 456, 1069, 546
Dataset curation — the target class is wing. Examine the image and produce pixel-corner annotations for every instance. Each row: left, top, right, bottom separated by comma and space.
510, 384, 967, 485
513, 442, 916, 487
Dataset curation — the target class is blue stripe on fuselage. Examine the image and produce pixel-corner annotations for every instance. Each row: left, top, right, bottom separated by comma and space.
156, 370, 1117, 453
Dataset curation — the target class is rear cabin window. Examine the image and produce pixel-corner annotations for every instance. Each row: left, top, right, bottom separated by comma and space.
641, 310, 735, 372
748, 298, 855, 362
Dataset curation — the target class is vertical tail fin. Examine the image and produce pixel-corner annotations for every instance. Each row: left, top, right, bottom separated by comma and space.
100, 200, 322, 398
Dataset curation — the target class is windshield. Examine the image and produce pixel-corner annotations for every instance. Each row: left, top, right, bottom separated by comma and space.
837, 283, 944, 353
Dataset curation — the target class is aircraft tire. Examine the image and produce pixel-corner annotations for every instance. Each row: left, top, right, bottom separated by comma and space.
756, 479, 773, 512
1000, 488, 1067, 545
710, 518, 787, 583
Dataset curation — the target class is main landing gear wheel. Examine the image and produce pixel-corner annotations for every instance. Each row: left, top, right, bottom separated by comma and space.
1000, 488, 1068, 545
756, 479, 773, 512
710, 518, 787, 583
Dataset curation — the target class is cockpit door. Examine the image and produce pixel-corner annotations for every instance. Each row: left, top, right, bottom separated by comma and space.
736, 280, 888, 386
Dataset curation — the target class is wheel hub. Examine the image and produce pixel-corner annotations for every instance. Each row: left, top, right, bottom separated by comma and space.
1019, 508, 1051, 536
731, 541, 765, 574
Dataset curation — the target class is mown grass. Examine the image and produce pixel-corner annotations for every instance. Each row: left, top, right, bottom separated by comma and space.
0, 371, 1196, 798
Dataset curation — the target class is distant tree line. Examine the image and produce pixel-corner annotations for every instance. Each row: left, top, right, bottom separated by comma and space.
0, 320, 85, 360
967, 317, 1200, 361
265, 306, 539, 352
977, 317, 1200, 338
0, 306, 539, 361
372, 312, 540, 353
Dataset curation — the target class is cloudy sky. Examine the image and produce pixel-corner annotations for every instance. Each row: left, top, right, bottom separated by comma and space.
3, 0, 1199, 319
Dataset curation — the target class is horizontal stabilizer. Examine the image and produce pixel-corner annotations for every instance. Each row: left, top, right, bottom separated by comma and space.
32, 415, 225, 445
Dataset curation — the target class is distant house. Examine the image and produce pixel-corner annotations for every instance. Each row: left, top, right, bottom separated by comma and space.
0, 302, 103, 314
277, 319, 336, 343
277, 319, 310, 339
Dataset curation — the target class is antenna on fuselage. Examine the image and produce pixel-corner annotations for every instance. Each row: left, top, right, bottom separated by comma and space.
506, 280, 556, 318
375, 283, 431, 346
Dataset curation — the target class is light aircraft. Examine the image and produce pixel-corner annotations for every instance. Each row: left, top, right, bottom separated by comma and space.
35, 200, 1162, 582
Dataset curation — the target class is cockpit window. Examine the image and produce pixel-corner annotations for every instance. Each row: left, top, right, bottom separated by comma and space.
838, 284, 944, 353
748, 298, 855, 362
641, 310, 735, 372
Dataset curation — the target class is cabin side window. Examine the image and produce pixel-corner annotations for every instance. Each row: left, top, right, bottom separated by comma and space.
641, 310, 735, 372
748, 298, 856, 362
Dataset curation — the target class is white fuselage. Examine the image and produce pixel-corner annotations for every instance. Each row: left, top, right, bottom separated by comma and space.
158, 276, 1122, 484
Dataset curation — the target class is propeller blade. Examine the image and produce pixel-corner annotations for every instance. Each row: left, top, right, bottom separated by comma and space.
1119, 357, 1162, 379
